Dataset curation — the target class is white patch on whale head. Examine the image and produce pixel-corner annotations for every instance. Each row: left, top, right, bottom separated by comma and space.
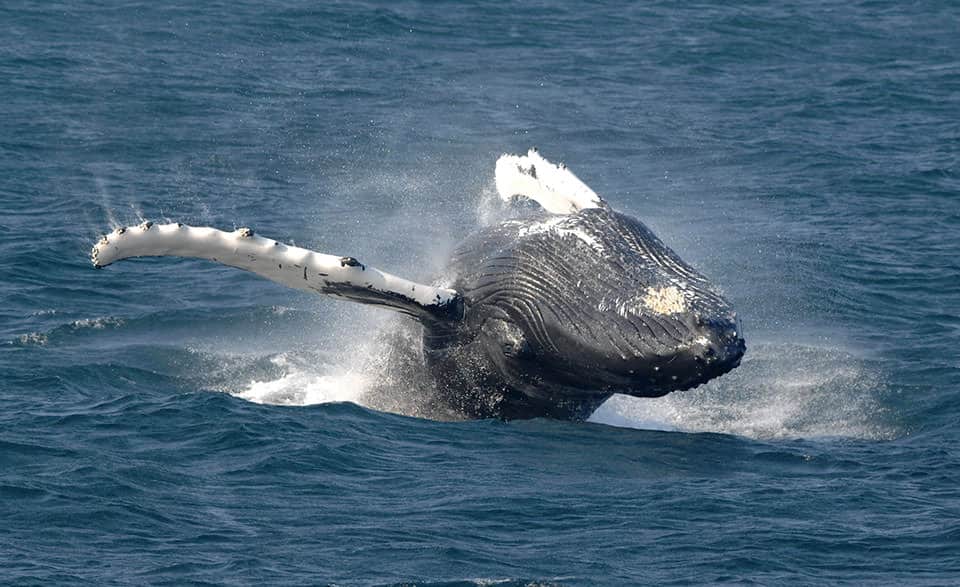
641, 285, 688, 315
613, 286, 689, 318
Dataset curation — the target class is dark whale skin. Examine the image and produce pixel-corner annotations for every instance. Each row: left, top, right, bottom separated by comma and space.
421, 206, 745, 421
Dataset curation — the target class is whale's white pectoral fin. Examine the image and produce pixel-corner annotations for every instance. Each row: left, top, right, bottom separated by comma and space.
495, 148, 604, 215
91, 222, 464, 323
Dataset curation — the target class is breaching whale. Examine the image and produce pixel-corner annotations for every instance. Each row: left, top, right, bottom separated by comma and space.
91, 150, 745, 420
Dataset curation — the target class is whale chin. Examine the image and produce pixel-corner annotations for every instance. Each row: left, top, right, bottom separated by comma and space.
599, 314, 747, 397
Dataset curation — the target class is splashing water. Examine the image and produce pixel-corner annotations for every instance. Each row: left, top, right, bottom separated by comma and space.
218, 333, 895, 440
589, 342, 895, 440
234, 354, 371, 407
219, 317, 450, 419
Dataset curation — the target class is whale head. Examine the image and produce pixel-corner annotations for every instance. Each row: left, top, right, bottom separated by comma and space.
447, 207, 745, 414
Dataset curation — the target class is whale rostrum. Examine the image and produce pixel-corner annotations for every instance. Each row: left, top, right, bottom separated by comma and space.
92, 150, 745, 420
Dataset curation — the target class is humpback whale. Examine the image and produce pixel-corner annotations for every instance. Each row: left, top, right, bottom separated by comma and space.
91, 150, 745, 420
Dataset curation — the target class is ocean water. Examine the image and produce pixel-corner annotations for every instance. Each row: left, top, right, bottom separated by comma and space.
2, 0, 959, 584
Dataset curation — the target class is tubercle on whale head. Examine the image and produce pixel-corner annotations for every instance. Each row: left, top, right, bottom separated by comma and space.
630, 311, 746, 396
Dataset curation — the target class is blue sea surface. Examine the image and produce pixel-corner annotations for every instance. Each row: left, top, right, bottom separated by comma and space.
2, 1, 959, 584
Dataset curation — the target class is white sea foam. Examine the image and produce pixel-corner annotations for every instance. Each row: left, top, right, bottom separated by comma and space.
236, 370, 370, 406
16, 332, 48, 346
231, 353, 371, 407
70, 317, 125, 330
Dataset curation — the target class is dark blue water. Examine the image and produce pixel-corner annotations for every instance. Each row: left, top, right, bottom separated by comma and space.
3, 1, 959, 584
